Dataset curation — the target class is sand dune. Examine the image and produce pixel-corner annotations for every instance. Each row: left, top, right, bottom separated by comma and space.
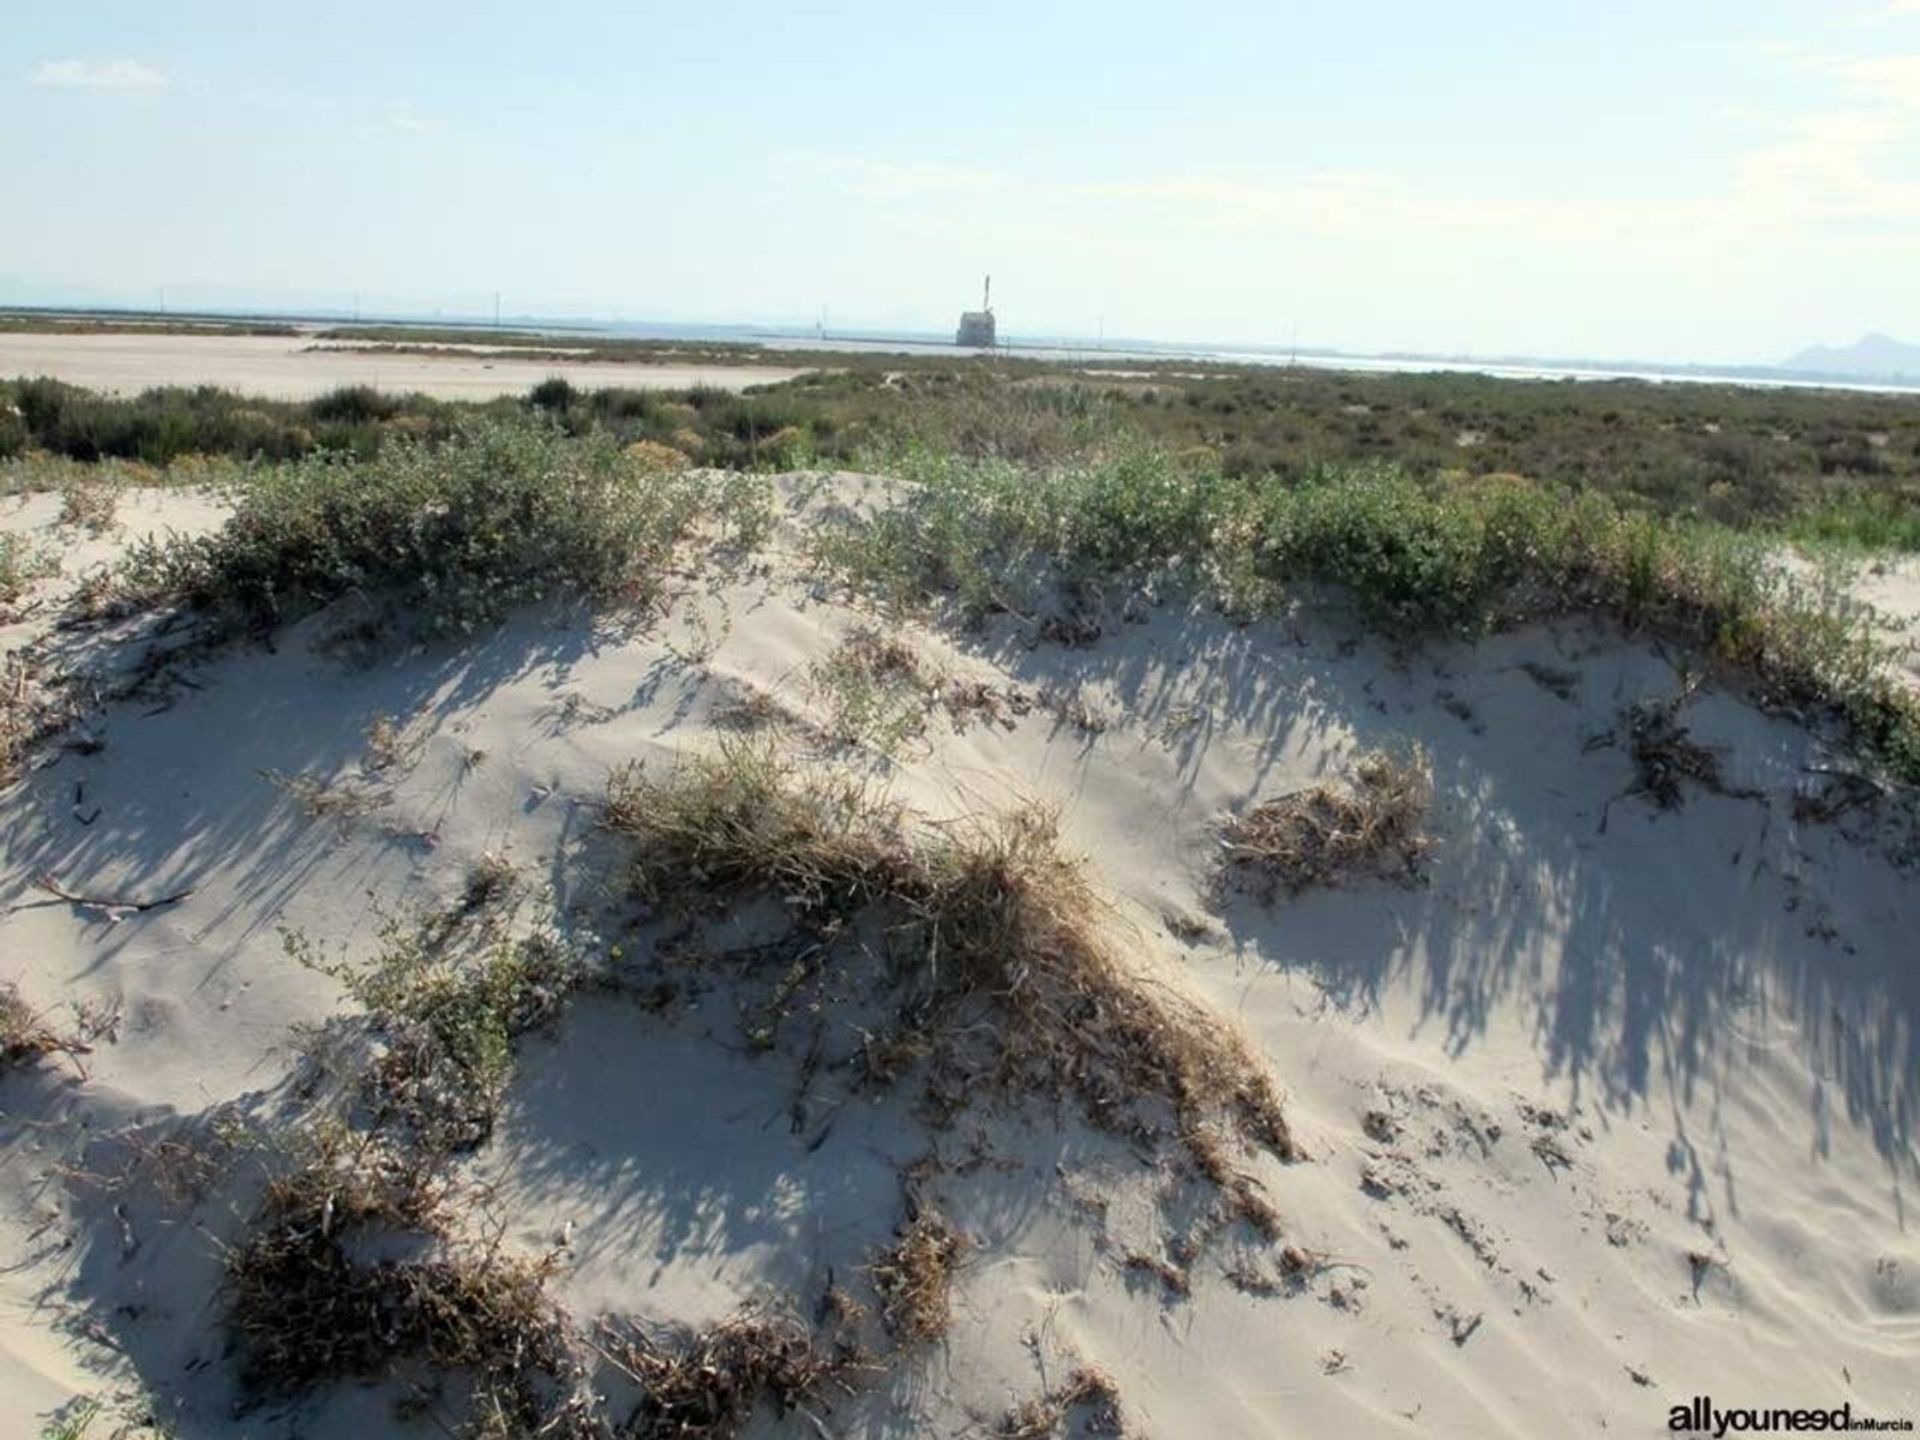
1, 481, 1916, 1438
0, 332, 806, 400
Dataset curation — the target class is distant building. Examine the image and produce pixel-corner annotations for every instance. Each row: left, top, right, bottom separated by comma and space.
955, 274, 996, 347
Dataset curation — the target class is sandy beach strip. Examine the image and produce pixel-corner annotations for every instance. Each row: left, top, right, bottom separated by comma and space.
0, 331, 807, 400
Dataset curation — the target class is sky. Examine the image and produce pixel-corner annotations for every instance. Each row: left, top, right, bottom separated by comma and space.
3, 0, 1917, 363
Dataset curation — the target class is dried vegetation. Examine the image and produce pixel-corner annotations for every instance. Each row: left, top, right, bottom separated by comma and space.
604, 740, 1294, 1168
1219, 746, 1434, 901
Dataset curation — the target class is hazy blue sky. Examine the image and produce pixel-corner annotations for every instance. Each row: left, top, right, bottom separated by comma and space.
4, 1, 1917, 361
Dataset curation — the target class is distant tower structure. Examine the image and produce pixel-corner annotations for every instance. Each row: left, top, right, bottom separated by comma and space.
955, 274, 996, 348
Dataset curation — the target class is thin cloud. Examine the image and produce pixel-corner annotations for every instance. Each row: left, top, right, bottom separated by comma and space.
30, 58, 166, 90
1817, 51, 1920, 106
387, 101, 433, 132
830, 159, 1004, 201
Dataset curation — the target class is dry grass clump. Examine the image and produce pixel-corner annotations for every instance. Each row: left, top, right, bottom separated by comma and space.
608, 1309, 858, 1440
239, 924, 862, 1437
603, 741, 1294, 1167
363, 711, 428, 773
0, 654, 29, 786
262, 766, 388, 821
1623, 700, 1726, 809
868, 1211, 965, 1344
58, 471, 121, 533
1595, 693, 1764, 823
624, 437, 692, 474
1618, 696, 1766, 811
1, 982, 67, 1071
459, 851, 521, 912
1219, 745, 1433, 901
229, 1132, 857, 1438
999, 1365, 1127, 1438
226, 1131, 596, 1438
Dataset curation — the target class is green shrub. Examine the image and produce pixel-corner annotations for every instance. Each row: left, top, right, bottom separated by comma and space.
820, 452, 1920, 780
308, 385, 401, 424
1787, 492, 1920, 552
115, 418, 710, 633
526, 376, 577, 412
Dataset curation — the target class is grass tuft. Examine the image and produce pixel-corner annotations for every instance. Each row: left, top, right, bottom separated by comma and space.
1, 982, 67, 1071
998, 1365, 1127, 1438
603, 741, 1294, 1166
808, 624, 934, 750
869, 1210, 965, 1344
1219, 746, 1434, 901
608, 1309, 858, 1440
226, 1130, 595, 1437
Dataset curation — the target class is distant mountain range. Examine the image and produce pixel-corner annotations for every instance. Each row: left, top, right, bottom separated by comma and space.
1785, 333, 1920, 378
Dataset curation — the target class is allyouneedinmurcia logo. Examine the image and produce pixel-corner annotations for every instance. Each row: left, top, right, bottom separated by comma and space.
1669, 1397, 1914, 1434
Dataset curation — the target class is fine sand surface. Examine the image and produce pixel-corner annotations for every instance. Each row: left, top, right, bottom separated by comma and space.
1852, 557, 1920, 691
2, 482, 1918, 1438
0, 332, 807, 400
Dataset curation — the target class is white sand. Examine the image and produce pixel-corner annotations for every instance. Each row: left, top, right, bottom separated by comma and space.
0, 332, 807, 400
1, 483, 1917, 1437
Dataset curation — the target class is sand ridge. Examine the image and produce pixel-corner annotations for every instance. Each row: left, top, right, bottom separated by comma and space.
0, 480, 1916, 1437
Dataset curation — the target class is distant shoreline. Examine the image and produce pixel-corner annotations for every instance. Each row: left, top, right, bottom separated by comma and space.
4, 304, 1919, 396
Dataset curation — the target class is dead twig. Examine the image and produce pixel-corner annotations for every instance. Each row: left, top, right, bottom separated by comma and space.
31, 872, 197, 914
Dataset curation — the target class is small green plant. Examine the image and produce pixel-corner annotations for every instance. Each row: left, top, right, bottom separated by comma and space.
0, 533, 56, 607
37, 1396, 101, 1440
807, 625, 934, 751
286, 918, 586, 1151
1786, 492, 1920, 552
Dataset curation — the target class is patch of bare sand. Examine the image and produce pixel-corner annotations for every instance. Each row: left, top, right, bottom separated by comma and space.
0, 331, 807, 400
0, 480, 1916, 1437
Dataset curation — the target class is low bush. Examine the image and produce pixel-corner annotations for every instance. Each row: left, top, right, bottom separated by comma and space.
112, 419, 711, 633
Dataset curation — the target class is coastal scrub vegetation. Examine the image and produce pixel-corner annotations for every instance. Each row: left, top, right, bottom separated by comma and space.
9, 368, 1917, 779
7, 358, 1917, 540
815, 455, 1920, 781
0, 376, 460, 465
100, 420, 761, 634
